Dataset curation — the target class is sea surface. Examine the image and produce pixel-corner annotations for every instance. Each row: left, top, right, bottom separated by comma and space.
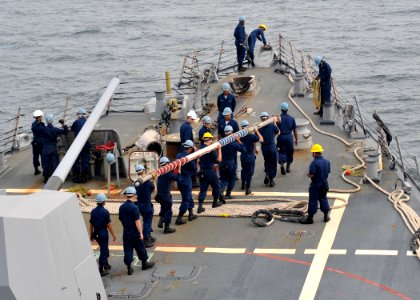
1, 0, 419, 159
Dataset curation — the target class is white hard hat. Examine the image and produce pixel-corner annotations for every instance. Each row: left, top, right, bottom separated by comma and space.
187, 110, 197, 120
33, 110, 44, 118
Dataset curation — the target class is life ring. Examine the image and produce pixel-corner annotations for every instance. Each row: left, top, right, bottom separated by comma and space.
251, 209, 274, 227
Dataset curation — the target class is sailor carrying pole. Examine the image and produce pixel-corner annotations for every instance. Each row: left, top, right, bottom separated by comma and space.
137, 116, 278, 184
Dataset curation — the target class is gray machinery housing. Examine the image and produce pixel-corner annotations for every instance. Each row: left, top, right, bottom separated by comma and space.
0, 191, 106, 300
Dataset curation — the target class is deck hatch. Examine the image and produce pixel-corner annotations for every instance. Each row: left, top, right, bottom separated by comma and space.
152, 265, 200, 281
287, 229, 315, 239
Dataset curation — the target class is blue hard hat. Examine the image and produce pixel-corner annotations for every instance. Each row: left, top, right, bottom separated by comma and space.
124, 186, 136, 195
96, 193, 107, 203
223, 107, 233, 116
183, 140, 194, 148
241, 120, 249, 127
105, 153, 116, 164
222, 82, 230, 91
260, 112, 269, 118
280, 102, 289, 111
202, 116, 212, 124
77, 108, 87, 115
239, 16, 245, 21
45, 114, 54, 124
314, 56, 322, 66
224, 125, 233, 132
160, 156, 170, 164
135, 164, 145, 172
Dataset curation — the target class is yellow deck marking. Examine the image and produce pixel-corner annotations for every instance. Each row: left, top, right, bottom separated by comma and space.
155, 246, 197, 253
299, 195, 349, 300
108, 245, 124, 251
304, 249, 347, 255
355, 250, 398, 256
254, 248, 296, 255
5, 188, 122, 194
204, 247, 246, 254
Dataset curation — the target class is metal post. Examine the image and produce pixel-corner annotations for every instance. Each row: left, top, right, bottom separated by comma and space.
414, 155, 420, 178
278, 34, 282, 63
178, 55, 187, 86
395, 136, 406, 180
44, 77, 120, 190
216, 40, 224, 73
11, 107, 21, 152
114, 142, 120, 187
353, 96, 366, 136
107, 162, 111, 197
289, 41, 297, 71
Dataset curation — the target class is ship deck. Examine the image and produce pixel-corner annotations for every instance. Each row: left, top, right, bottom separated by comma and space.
1, 64, 420, 299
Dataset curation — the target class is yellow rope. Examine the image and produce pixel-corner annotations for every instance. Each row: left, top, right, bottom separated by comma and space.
312, 79, 321, 109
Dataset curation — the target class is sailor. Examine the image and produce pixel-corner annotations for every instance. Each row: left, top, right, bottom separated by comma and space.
313, 56, 332, 117
217, 83, 236, 123
41, 113, 68, 183
300, 144, 331, 224
198, 116, 213, 144
180, 110, 197, 145
175, 140, 197, 224
218, 107, 239, 139
197, 132, 223, 212
134, 164, 156, 248
89, 193, 116, 277
31, 110, 45, 175
240, 120, 263, 195
276, 102, 298, 175
119, 187, 155, 275
247, 24, 267, 67
219, 125, 246, 199
71, 108, 90, 183
258, 112, 279, 187
156, 157, 181, 234
234, 16, 247, 72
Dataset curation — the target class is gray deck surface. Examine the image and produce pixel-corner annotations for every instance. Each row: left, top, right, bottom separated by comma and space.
2, 64, 420, 299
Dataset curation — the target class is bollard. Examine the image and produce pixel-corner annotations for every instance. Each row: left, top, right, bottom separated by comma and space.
295, 119, 312, 150
152, 91, 166, 121
366, 151, 381, 182
320, 102, 335, 125
292, 73, 305, 97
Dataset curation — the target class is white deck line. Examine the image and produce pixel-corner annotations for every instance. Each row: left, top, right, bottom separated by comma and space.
304, 249, 347, 255
254, 248, 296, 255
154, 246, 197, 253
203, 247, 247, 254
355, 250, 398, 256
299, 195, 349, 300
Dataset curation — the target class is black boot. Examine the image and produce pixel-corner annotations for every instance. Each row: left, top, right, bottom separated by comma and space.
245, 185, 252, 195
164, 223, 176, 234
212, 196, 222, 208
43, 176, 49, 183
225, 190, 234, 199
286, 163, 291, 173
269, 178, 275, 187
219, 194, 226, 204
188, 208, 197, 221
264, 174, 269, 185
241, 180, 245, 190
300, 214, 314, 224
280, 164, 286, 175
141, 260, 155, 270
144, 236, 154, 248
175, 212, 186, 225
197, 203, 206, 213
324, 210, 331, 222
104, 264, 111, 271
99, 267, 109, 277
127, 265, 134, 275
34, 167, 41, 175
157, 216, 163, 229
149, 235, 156, 242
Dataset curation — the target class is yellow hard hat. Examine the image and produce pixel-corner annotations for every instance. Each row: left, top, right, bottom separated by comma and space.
311, 144, 324, 153
259, 24, 267, 31
202, 132, 214, 140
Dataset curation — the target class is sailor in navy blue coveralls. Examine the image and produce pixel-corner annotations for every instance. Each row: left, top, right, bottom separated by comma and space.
301, 144, 331, 224
156, 156, 180, 234
239, 120, 263, 195
134, 165, 156, 248
175, 140, 198, 224
89, 193, 116, 276
258, 112, 279, 187
119, 187, 155, 275
31, 111, 45, 175
247, 26, 266, 67
276, 102, 298, 175
234, 16, 247, 71
197, 132, 223, 212
41, 114, 68, 183
219, 126, 246, 199
217, 83, 236, 124
198, 116, 213, 145
71, 108, 90, 183
315, 59, 332, 117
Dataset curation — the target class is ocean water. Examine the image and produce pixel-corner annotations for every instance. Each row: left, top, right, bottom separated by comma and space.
1, 0, 419, 158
